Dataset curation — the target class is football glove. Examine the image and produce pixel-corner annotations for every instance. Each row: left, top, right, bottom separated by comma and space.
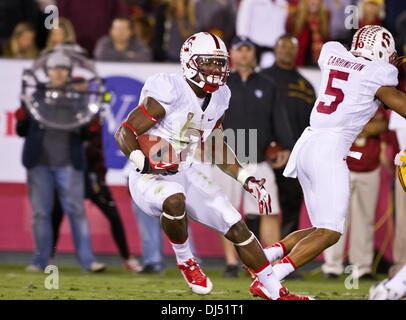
130, 150, 178, 175
243, 177, 272, 215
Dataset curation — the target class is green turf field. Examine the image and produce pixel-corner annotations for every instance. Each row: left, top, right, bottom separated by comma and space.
0, 264, 383, 300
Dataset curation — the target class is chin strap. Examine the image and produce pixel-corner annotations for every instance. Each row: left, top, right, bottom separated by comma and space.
188, 76, 219, 93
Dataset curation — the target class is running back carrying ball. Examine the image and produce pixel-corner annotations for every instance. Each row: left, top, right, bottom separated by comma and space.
130, 134, 179, 175
114, 32, 308, 300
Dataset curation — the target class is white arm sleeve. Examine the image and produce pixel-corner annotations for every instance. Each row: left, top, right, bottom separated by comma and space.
221, 85, 231, 112
318, 41, 342, 69
318, 42, 331, 68
139, 73, 177, 114
368, 64, 399, 96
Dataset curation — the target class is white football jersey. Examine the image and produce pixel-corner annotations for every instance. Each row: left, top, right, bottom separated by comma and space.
138, 73, 231, 170
310, 41, 399, 144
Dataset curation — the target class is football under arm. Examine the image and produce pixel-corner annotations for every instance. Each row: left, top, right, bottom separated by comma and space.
376, 86, 406, 118
114, 97, 166, 157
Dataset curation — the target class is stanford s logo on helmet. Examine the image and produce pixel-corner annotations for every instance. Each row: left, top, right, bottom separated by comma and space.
180, 32, 230, 93
351, 25, 397, 64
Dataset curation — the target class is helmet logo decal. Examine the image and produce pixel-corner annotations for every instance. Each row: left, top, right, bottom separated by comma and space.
382, 32, 391, 49
183, 36, 196, 53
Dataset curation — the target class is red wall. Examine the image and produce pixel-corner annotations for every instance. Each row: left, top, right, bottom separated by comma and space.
0, 166, 395, 261
0, 183, 224, 257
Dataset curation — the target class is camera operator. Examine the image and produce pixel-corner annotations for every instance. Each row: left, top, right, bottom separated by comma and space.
15, 52, 105, 272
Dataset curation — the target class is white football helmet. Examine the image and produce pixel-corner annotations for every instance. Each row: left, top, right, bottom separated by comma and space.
351, 25, 397, 64
180, 32, 230, 93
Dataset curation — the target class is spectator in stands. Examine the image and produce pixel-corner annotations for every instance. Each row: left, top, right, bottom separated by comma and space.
261, 34, 315, 239
0, 0, 40, 53
358, 0, 384, 28
195, 0, 237, 47
45, 17, 77, 51
3, 22, 39, 59
322, 108, 388, 280
15, 52, 105, 272
94, 18, 152, 62
152, 0, 197, 62
57, 0, 129, 54
236, 0, 288, 68
287, 0, 330, 66
211, 36, 281, 278
51, 115, 142, 272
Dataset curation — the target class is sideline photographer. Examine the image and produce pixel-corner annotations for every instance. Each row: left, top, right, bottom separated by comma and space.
15, 51, 105, 272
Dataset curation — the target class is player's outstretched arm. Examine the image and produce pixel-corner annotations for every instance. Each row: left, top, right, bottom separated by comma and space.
358, 111, 388, 137
376, 86, 406, 118
114, 97, 166, 157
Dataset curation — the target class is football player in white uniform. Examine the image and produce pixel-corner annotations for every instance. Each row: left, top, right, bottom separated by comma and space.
257, 25, 406, 283
115, 32, 310, 300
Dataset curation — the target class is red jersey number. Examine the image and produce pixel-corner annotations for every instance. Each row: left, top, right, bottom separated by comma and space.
317, 70, 350, 114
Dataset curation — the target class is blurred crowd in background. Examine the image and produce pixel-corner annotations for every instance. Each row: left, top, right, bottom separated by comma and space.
1, 0, 406, 66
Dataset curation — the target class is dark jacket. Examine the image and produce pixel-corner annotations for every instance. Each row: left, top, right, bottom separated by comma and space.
15, 99, 86, 171
223, 71, 276, 163
261, 64, 315, 150
82, 116, 107, 181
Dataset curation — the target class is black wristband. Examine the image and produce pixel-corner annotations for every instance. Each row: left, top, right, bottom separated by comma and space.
138, 157, 151, 174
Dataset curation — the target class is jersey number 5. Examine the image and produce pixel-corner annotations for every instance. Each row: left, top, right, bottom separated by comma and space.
317, 70, 350, 114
